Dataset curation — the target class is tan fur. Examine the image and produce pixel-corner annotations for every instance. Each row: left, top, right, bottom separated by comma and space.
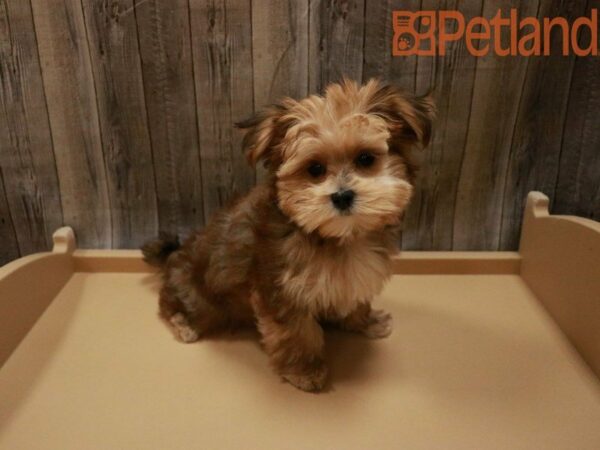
142, 79, 435, 392
279, 233, 393, 316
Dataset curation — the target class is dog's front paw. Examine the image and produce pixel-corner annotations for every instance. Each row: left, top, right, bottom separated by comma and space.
363, 309, 393, 339
282, 365, 328, 392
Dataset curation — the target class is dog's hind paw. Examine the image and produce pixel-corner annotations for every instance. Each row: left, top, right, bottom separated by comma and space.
170, 313, 200, 343
363, 309, 393, 339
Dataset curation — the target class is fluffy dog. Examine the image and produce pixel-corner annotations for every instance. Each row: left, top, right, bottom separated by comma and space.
142, 79, 434, 391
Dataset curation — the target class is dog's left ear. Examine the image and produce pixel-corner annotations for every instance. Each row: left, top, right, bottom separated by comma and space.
365, 80, 436, 150
235, 99, 296, 168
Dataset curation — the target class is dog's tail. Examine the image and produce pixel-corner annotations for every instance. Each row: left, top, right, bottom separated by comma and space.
141, 232, 180, 268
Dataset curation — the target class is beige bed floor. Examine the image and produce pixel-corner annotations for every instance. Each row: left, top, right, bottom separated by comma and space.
0, 273, 599, 450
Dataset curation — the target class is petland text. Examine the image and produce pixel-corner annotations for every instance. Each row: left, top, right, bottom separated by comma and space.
393, 9, 598, 56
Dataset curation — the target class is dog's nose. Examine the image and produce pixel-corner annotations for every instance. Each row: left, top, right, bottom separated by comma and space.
331, 189, 355, 211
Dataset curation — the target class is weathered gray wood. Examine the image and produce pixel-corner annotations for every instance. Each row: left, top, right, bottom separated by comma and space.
453, 0, 540, 250
224, 0, 256, 202
31, 0, 111, 248
135, 0, 205, 235
554, 0, 600, 222
500, 0, 587, 250
81, 0, 158, 248
0, 168, 19, 265
402, 0, 483, 250
0, 0, 63, 255
189, 0, 255, 219
363, 0, 391, 82
252, 0, 309, 181
0, 0, 599, 265
308, 0, 365, 92
252, 0, 309, 103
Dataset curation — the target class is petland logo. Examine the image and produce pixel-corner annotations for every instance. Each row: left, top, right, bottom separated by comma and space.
392, 9, 598, 56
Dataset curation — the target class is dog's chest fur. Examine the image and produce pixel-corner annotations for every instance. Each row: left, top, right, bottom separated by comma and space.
278, 233, 393, 316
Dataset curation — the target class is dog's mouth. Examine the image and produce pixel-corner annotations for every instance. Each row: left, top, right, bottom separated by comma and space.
336, 208, 353, 217
317, 212, 386, 240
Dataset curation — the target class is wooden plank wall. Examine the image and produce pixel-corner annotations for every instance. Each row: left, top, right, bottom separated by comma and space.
0, 0, 599, 264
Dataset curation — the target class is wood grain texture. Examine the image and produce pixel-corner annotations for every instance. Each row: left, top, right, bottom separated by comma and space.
401, 0, 483, 250
0, 0, 62, 255
135, 0, 205, 235
252, 0, 310, 181
189, 0, 255, 219
81, 0, 158, 248
362, 0, 392, 81
453, 0, 540, 250
1, 0, 600, 265
0, 168, 19, 265
30, 0, 111, 248
500, 0, 587, 250
309, 0, 365, 92
252, 0, 309, 104
553, 0, 600, 222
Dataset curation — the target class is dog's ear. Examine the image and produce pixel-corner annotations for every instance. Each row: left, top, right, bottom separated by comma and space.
364, 80, 436, 150
363, 80, 435, 182
235, 99, 297, 168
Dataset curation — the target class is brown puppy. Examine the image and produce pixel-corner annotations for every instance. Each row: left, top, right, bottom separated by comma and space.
142, 79, 434, 391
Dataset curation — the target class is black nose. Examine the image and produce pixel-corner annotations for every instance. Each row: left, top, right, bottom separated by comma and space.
331, 189, 355, 211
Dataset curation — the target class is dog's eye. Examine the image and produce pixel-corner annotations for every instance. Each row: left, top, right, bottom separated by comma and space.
307, 162, 326, 178
355, 152, 375, 168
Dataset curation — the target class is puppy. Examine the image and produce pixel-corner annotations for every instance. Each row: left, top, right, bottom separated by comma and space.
142, 79, 434, 391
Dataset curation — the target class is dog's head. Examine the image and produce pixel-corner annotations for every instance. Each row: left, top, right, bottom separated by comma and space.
237, 79, 435, 240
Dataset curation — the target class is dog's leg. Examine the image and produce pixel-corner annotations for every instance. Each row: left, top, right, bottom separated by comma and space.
334, 302, 393, 339
251, 293, 327, 392
159, 288, 232, 343
158, 288, 199, 343
159, 260, 230, 342
167, 310, 200, 343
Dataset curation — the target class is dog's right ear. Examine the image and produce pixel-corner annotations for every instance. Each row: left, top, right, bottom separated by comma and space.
235, 100, 296, 168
